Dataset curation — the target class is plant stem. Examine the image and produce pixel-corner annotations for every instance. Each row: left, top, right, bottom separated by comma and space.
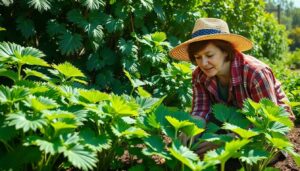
189, 137, 194, 149
18, 63, 22, 80
221, 162, 225, 171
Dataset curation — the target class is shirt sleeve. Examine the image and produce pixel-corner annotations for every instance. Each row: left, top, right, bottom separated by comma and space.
249, 67, 295, 121
191, 68, 210, 120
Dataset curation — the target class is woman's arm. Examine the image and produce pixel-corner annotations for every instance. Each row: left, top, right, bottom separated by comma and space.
249, 67, 295, 121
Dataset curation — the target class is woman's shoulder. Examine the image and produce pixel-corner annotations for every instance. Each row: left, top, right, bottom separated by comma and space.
239, 53, 270, 72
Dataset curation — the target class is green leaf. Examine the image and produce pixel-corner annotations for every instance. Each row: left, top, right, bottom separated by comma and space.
19, 55, 49, 66
151, 32, 166, 42
80, 128, 112, 152
141, 0, 153, 11
182, 124, 205, 137
67, 9, 88, 28
222, 123, 259, 139
105, 16, 124, 33
16, 17, 36, 38
135, 96, 165, 113
147, 112, 160, 129
106, 95, 139, 117
123, 69, 145, 88
6, 111, 47, 132
0, 119, 18, 141
225, 139, 250, 153
0, 42, 45, 64
24, 95, 58, 111
58, 31, 83, 55
46, 20, 66, 36
0, 69, 18, 82
28, 0, 51, 12
239, 149, 268, 165
169, 141, 199, 170
267, 137, 293, 149
0, 86, 29, 103
121, 127, 149, 138
142, 135, 171, 159
25, 136, 59, 155
111, 117, 131, 137
24, 68, 50, 80
267, 122, 290, 134
118, 38, 138, 56
212, 104, 250, 128
53, 62, 85, 78
78, 89, 110, 103
136, 87, 151, 98
165, 116, 193, 131
80, 0, 105, 10
61, 142, 97, 170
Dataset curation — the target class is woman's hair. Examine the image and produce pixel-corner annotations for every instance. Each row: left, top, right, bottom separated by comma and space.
187, 40, 236, 64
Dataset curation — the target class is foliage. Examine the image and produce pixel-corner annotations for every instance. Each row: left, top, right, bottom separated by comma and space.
0, 0, 291, 110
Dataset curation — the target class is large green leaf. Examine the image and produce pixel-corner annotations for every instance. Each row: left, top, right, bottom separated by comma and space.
0, 69, 18, 82
25, 136, 60, 155
67, 9, 88, 28
58, 133, 98, 171
28, 0, 51, 11
0, 85, 29, 103
24, 68, 50, 80
105, 16, 124, 33
135, 96, 165, 113
212, 103, 250, 128
16, 17, 36, 38
46, 20, 66, 36
0, 42, 45, 64
118, 38, 138, 56
58, 31, 83, 55
78, 89, 110, 103
79, 128, 112, 152
142, 135, 171, 159
24, 95, 58, 111
18, 55, 49, 67
239, 149, 268, 165
169, 141, 199, 170
222, 123, 259, 139
151, 32, 166, 42
53, 62, 85, 78
6, 111, 47, 132
165, 116, 193, 131
106, 95, 139, 117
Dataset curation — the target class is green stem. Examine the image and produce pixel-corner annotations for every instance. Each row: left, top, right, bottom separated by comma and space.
188, 136, 194, 149
17, 63, 23, 81
181, 162, 184, 171
221, 162, 225, 171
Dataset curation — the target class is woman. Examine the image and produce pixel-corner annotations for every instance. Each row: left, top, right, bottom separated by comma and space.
169, 18, 295, 125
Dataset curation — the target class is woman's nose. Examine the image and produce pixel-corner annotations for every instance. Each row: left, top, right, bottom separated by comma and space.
201, 57, 208, 66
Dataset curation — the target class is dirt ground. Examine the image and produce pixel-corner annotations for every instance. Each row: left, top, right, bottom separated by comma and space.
274, 125, 300, 171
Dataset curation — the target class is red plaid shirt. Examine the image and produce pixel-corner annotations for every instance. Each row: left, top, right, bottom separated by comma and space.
191, 52, 295, 121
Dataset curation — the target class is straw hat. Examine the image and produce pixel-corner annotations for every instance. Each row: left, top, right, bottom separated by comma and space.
169, 18, 253, 61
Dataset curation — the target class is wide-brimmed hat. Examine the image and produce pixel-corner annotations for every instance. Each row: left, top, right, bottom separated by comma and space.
169, 18, 253, 61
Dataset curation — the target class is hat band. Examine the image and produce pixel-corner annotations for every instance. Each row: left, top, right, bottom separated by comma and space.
191, 29, 224, 38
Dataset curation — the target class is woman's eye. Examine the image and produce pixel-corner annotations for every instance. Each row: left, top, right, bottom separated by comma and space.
207, 54, 213, 58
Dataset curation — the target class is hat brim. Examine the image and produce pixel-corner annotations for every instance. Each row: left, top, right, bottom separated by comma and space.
169, 33, 253, 61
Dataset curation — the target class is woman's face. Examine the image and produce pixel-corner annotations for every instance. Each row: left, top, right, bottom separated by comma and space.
194, 43, 229, 78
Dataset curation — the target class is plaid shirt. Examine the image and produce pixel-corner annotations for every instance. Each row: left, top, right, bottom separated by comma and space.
191, 52, 295, 121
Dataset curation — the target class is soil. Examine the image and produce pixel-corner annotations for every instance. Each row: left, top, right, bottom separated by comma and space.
274, 125, 300, 171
